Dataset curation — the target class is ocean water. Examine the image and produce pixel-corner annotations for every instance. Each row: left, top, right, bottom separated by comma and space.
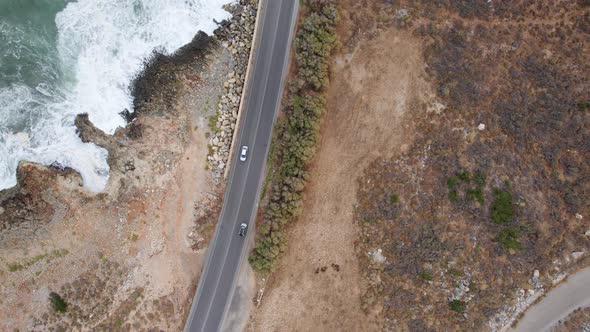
0, 0, 231, 192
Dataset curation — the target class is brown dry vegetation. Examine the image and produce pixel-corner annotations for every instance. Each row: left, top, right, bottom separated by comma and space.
252, 0, 589, 331
351, 0, 590, 331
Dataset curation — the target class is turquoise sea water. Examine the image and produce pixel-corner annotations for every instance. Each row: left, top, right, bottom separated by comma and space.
0, 0, 230, 191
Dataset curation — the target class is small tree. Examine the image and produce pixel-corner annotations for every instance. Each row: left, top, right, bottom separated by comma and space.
497, 227, 521, 250
449, 299, 466, 313
491, 188, 513, 224
390, 194, 399, 204
49, 292, 67, 313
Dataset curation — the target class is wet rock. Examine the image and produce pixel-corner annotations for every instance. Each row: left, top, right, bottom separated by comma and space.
75, 114, 119, 149
119, 108, 136, 123
49, 161, 67, 171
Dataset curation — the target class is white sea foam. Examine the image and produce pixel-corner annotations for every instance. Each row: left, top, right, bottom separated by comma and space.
0, 0, 231, 192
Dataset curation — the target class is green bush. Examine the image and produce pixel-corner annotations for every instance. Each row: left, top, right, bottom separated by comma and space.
449, 299, 466, 313
447, 176, 460, 189
473, 170, 486, 186
250, 1, 340, 273
448, 190, 458, 203
420, 270, 433, 281
390, 194, 399, 204
497, 227, 521, 250
49, 292, 67, 313
294, 2, 339, 91
466, 187, 484, 204
7, 262, 24, 272
448, 170, 486, 204
449, 268, 463, 277
491, 188, 513, 224
457, 170, 471, 182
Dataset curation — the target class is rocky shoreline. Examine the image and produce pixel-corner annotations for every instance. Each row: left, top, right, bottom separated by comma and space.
207, 0, 258, 182
0, 0, 258, 214
0, 2, 258, 329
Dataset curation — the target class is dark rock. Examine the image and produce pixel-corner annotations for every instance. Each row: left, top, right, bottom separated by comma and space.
119, 108, 136, 123
75, 113, 126, 169
130, 31, 218, 116
49, 161, 67, 171
124, 160, 135, 172
127, 122, 144, 140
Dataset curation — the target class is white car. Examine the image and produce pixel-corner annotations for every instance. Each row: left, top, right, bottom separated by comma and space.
240, 146, 248, 161
238, 223, 248, 237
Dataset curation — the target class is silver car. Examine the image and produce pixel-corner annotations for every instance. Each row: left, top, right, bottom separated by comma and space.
240, 146, 248, 161
238, 223, 248, 237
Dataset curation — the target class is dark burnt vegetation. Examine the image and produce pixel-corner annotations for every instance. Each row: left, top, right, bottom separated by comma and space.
130, 32, 218, 119
354, 0, 589, 330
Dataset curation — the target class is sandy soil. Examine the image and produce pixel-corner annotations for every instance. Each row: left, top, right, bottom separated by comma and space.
0, 40, 231, 331
249, 15, 434, 331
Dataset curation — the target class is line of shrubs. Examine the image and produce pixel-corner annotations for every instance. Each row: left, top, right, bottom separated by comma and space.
249, 0, 339, 273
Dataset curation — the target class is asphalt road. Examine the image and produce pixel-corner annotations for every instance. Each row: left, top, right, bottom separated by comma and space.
184, 1, 299, 331
509, 267, 590, 332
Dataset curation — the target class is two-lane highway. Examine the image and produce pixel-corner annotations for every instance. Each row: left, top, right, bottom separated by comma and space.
184, 1, 299, 331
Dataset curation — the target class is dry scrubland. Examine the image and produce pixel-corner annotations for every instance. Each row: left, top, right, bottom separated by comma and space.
252, 0, 589, 331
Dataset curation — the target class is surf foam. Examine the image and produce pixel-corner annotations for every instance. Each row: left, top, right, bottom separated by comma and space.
0, 0, 231, 192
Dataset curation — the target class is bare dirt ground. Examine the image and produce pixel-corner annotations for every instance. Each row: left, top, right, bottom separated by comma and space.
0, 36, 230, 331
249, 3, 436, 330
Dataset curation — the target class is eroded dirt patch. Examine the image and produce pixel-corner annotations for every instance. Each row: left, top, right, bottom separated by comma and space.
250, 12, 434, 331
